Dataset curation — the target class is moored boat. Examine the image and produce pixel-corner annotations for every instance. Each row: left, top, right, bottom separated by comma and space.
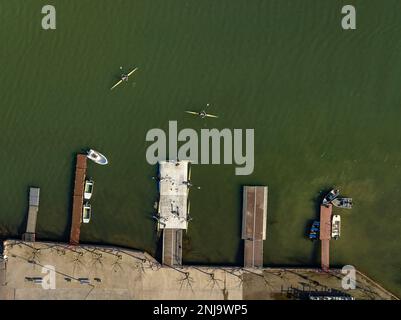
87, 149, 108, 165
84, 179, 94, 200
332, 198, 352, 209
82, 202, 91, 224
331, 215, 341, 240
323, 189, 340, 206
308, 221, 320, 241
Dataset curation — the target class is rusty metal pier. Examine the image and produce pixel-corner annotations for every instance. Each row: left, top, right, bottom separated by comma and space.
69, 154, 87, 245
319, 204, 332, 271
242, 186, 268, 268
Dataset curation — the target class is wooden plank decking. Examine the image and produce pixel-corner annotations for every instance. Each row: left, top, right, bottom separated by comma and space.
320, 204, 332, 270
69, 154, 87, 245
242, 186, 268, 268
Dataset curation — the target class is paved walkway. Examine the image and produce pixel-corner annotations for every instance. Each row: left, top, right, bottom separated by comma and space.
0, 240, 398, 300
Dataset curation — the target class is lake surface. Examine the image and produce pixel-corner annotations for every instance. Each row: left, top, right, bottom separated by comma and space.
1, 0, 400, 296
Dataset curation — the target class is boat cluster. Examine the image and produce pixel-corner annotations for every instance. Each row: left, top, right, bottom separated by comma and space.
82, 180, 94, 224
81, 149, 109, 224
322, 189, 353, 209
308, 188, 353, 241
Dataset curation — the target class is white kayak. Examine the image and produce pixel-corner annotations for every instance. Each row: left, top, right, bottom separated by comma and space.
110, 67, 138, 90
185, 110, 218, 118
87, 149, 108, 165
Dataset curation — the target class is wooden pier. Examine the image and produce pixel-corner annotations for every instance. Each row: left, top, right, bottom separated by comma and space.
319, 204, 332, 271
242, 186, 268, 268
162, 229, 183, 266
22, 187, 40, 242
69, 154, 87, 245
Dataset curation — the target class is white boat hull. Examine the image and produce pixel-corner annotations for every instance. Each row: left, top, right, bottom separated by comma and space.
331, 215, 341, 239
87, 149, 108, 165
84, 180, 94, 200
84, 192, 92, 200
82, 203, 91, 224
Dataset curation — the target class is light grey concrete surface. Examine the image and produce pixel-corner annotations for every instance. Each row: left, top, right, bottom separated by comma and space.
0, 240, 397, 300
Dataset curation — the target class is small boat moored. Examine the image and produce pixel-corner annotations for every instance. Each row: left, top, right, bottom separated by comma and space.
331, 215, 341, 240
308, 221, 320, 241
84, 179, 94, 200
332, 198, 353, 209
87, 149, 108, 165
323, 189, 340, 206
82, 202, 91, 224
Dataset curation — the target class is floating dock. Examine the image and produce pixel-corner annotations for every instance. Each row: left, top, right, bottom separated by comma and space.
22, 187, 40, 242
319, 204, 332, 271
69, 154, 87, 245
158, 160, 189, 230
242, 186, 268, 268
162, 229, 183, 266
158, 160, 190, 266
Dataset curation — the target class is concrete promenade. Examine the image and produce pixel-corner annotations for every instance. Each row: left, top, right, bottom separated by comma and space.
0, 240, 397, 300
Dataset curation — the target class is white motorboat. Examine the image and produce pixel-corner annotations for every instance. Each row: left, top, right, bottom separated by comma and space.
82, 202, 91, 224
331, 215, 341, 240
87, 149, 108, 165
84, 180, 94, 200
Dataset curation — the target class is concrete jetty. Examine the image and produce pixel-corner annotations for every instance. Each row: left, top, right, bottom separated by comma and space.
22, 187, 40, 242
157, 160, 189, 230
158, 160, 190, 266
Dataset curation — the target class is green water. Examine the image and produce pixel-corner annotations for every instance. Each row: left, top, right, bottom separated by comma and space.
1, 0, 400, 296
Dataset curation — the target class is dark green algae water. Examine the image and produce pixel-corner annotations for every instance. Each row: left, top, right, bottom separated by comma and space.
0, 0, 400, 296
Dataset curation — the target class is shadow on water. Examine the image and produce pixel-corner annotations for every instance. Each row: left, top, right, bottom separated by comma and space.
0, 225, 12, 243
17, 187, 30, 237
312, 186, 334, 215
235, 185, 245, 265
